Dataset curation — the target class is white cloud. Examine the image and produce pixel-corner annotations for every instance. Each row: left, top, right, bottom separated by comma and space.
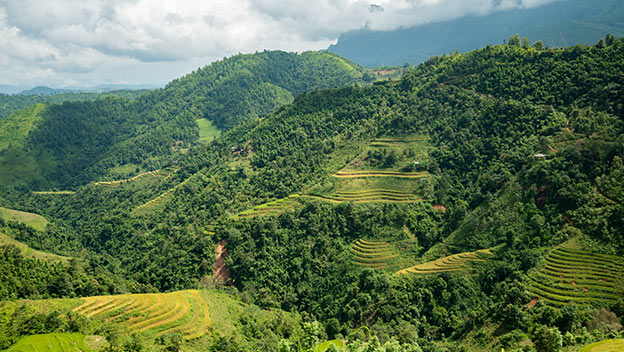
0, 0, 558, 87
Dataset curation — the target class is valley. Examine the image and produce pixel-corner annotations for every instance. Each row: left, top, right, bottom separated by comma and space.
1, 34, 624, 352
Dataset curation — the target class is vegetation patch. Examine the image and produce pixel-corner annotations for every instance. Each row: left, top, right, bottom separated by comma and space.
73, 290, 211, 340
196, 118, 221, 144
231, 195, 301, 219
132, 170, 201, 216
0, 207, 48, 231
396, 250, 492, 275
0, 232, 70, 262
351, 239, 401, 270
579, 338, 624, 352
6, 333, 94, 352
527, 245, 624, 307
31, 191, 75, 195
93, 169, 173, 188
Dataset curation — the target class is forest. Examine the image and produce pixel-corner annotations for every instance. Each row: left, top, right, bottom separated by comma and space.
0, 36, 623, 351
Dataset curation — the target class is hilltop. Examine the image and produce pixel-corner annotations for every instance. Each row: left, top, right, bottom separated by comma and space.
0, 51, 366, 192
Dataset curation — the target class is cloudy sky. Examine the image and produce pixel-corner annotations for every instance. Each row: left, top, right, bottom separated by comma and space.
0, 0, 556, 88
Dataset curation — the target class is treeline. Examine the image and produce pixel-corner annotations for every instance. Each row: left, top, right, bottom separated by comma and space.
0, 89, 148, 119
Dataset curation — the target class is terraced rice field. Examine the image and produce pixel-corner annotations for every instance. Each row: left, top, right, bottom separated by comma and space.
396, 249, 491, 275
334, 170, 429, 178
527, 247, 624, 307
132, 171, 196, 215
31, 191, 75, 195
94, 169, 171, 187
233, 195, 300, 219
73, 290, 211, 340
351, 239, 400, 270
305, 189, 420, 204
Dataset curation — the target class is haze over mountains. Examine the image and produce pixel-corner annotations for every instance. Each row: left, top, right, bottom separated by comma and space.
329, 0, 624, 67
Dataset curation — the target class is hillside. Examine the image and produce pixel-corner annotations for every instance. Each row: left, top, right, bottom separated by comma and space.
328, 0, 624, 67
0, 51, 365, 191
1, 37, 623, 351
0, 90, 149, 120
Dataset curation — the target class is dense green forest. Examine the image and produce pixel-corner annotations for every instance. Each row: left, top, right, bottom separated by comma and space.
0, 90, 149, 120
1, 37, 624, 351
0, 51, 366, 192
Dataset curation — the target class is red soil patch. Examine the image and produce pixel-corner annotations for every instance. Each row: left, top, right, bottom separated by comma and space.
571, 281, 577, 286
213, 240, 231, 284
432, 204, 447, 212
527, 298, 539, 308
583, 287, 588, 292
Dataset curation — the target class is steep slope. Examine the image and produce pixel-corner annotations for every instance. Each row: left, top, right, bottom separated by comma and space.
328, 0, 624, 67
0, 89, 148, 119
0, 51, 364, 191
3, 37, 624, 351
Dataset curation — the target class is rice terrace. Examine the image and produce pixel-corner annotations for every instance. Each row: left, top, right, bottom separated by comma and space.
351, 239, 400, 269
73, 290, 211, 340
528, 243, 624, 307
396, 249, 494, 275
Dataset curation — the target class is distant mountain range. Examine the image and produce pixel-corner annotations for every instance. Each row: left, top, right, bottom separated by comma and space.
0, 84, 162, 95
328, 0, 624, 67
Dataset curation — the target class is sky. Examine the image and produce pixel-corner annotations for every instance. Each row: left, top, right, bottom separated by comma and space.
0, 0, 557, 88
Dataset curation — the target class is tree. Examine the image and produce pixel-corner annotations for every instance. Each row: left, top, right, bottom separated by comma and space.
533, 40, 544, 50
533, 325, 563, 352
508, 34, 521, 47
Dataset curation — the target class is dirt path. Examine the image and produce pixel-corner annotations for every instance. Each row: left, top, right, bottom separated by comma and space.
213, 240, 231, 284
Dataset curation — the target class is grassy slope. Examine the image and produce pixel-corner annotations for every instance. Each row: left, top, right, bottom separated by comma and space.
1, 289, 298, 349
0, 104, 54, 187
579, 339, 624, 352
196, 119, 221, 144
6, 333, 93, 352
0, 103, 45, 152
0, 232, 69, 262
0, 207, 48, 231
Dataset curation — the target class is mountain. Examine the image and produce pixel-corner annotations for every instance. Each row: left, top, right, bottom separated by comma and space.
0, 85, 26, 95
18, 86, 73, 95
0, 50, 365, 191
0, 89, 150, 120
1, 38, 624, 351
328, 0, 624, 67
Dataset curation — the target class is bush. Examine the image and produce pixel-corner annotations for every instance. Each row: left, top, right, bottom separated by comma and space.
533, 325, 562, 352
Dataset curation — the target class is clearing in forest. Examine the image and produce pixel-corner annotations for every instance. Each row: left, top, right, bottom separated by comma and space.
396, 249, 493, 275
351, 239, 401, 270
94, 169, 174, 188
31, 191, 75, 195
527, 245, 624, 308
6, 333, 97, 352
0, 206, 48, 231
0, 232, 70, 262
305, 135, 432, 204
231, 195, 301, 219
197, 118, 221, 144
132, 169, 203, 216
579, 338, 624, 352
73, 290, 211, 340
